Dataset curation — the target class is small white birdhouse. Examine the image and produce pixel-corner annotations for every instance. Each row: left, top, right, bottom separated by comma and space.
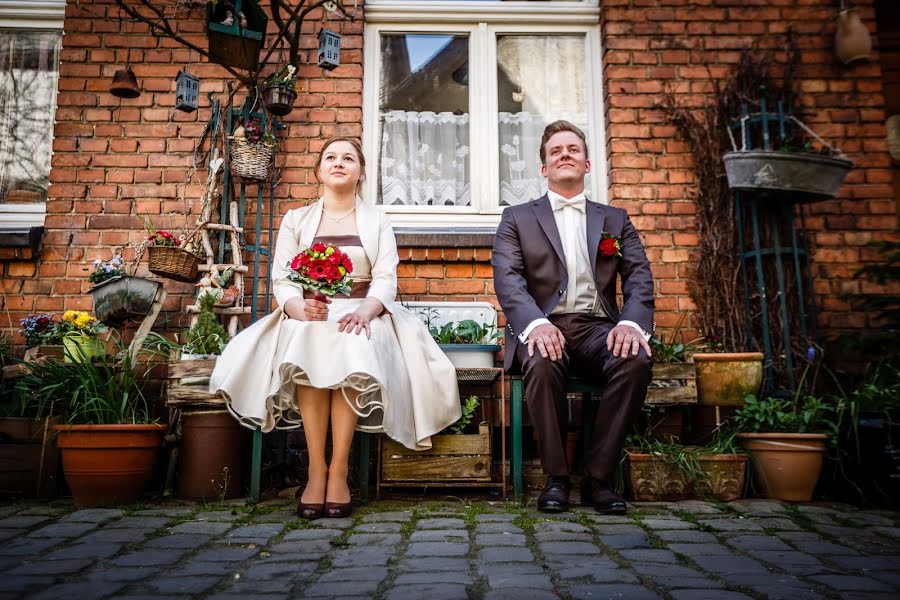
317, 28, 341, 71
175, 70, 200, 112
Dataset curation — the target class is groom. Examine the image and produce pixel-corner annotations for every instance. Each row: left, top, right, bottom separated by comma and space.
492, 121, 654, 514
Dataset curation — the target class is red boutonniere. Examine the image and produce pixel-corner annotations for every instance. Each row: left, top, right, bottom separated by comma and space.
599, 232, 622, 258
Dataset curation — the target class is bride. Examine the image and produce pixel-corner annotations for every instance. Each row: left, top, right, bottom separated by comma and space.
210, 138, 461, 519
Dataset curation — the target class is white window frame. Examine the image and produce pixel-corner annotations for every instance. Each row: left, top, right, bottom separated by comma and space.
363, 0, 605, 228
0, 0, 65, 230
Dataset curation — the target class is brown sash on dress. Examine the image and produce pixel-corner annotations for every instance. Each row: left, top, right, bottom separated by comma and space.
302, 235, 368, 298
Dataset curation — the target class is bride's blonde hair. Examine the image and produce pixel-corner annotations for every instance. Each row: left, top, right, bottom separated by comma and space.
314, 137, 366, 193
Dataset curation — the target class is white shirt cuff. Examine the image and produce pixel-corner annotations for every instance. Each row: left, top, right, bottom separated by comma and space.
618, 320, 651, 341
519, 318, 550, 343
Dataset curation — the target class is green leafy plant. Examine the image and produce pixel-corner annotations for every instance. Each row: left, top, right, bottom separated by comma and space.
446, 395, 480, 435
183, 293, 229, 356
732, 394, 843, 443
13, 340, 159, 425
649, 312, 704, 363
850, 362, 900, 418
265, 63, 298, 91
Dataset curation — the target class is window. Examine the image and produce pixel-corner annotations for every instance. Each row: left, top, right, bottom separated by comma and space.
0, 1, 64, 231
363, 0, 603, 228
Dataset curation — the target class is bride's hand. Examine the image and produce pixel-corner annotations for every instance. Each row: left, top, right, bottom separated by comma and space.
285, 297, 330, 321
338, 312, 370, 338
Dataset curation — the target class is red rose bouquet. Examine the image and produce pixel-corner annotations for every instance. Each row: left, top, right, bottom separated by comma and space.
599, 232, 622, 258
287, 242, 354, 300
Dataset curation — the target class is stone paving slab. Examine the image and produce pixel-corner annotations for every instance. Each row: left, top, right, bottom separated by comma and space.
0, 499, 897, 600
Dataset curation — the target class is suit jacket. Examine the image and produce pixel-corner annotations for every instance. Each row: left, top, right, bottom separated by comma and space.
491, 194, 655, 371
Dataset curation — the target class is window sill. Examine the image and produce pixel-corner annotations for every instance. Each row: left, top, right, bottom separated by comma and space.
395, 227, 496, 248
0, 226, 44, 260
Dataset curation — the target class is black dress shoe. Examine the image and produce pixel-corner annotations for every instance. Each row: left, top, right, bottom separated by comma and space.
581, 476, 627, 514
537, 475, 571, 513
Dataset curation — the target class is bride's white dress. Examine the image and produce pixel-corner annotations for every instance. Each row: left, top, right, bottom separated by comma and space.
209, 200, 461, 451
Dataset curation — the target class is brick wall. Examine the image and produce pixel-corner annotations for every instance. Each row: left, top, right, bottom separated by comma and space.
1, 0, 897, 356
601, 0, 897, 341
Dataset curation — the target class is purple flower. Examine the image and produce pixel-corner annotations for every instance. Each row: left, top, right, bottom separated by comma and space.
806, 346, 816, 363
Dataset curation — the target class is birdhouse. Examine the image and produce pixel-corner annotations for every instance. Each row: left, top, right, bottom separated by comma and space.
317, 28, 341, 71
206, 0, 268, 70
175, 70, 200, 112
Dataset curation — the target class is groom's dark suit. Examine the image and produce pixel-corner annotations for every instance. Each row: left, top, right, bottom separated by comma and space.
492, 194, 654, 486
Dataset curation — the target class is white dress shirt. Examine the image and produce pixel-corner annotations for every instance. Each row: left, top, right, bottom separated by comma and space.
519, 191, 649, 343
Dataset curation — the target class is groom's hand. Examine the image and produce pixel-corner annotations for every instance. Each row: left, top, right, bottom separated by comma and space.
607, 324, 651, 359
527, 323, 566, 361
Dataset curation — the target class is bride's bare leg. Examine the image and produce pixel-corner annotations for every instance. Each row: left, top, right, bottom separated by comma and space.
297, 385, 331, 505
326, 388, 359, 504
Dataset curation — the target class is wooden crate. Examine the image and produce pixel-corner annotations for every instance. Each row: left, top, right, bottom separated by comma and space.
645, 362, 697, 405
381, 423, 492, 482
165, 351, 223, 408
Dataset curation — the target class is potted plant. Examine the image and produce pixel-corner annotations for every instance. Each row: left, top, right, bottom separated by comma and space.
58, 310, 108, 364
229, 118, 276, 182
88, 254, 161, 325
646, 313, 700, 405
380, 395, 492, 484
691, 346, 765, 407
14, 341, 167, 506
18, 314, 66, 361
0, 336, 61, 498
723, 140, 853, 202
140, 219, 201, 284
262, 64, 298, 116
166, 293, 244, 500
625, 431, 748, 502
420, 309, 501, 369
732, 393, 843, 501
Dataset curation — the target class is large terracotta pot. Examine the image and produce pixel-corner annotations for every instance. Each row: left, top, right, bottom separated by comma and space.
738, 432, 827, 501
692, 352, 764, 406
53, 424, 166, 506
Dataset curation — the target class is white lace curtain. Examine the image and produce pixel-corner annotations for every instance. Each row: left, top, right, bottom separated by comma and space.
0, 31, 61, 204
380, 110, 471, 206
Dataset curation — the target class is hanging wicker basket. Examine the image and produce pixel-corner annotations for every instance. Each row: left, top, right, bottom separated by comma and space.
229, 136, 274, 181
147, 245, 200, 283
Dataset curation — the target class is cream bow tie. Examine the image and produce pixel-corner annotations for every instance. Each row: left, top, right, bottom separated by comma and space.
553, 196, 585, 212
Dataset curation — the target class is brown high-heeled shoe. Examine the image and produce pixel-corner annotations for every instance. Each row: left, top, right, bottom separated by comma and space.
324, 501, 352, 518
297, 501, 324, 519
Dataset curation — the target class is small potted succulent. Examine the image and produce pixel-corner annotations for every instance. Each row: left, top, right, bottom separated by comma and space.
262, 64, 298, 117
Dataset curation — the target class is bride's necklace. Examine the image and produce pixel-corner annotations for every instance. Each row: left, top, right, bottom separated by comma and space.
321, 200, 359, 223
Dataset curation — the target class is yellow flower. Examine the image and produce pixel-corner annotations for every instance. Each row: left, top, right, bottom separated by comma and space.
63, 310, 78, 323
75, 313, 95, 329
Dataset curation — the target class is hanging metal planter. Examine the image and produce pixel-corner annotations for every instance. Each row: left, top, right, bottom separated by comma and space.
262, 83, 296, 117
724, 113, 853, 202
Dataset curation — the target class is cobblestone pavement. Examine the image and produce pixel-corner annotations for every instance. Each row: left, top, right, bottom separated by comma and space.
0, 498, 899, 599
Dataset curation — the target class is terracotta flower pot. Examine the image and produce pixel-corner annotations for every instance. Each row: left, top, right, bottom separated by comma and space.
738, 432, 827, 501
692, 352, 764, 407
53, 424, 166, 506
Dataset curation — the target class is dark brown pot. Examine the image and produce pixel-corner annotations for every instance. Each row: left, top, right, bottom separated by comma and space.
263, 83, 296, 117
738, 432, 827, 501
0, 416, 60, 498
178, 410, 247, 500
53, 424, 166, 506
